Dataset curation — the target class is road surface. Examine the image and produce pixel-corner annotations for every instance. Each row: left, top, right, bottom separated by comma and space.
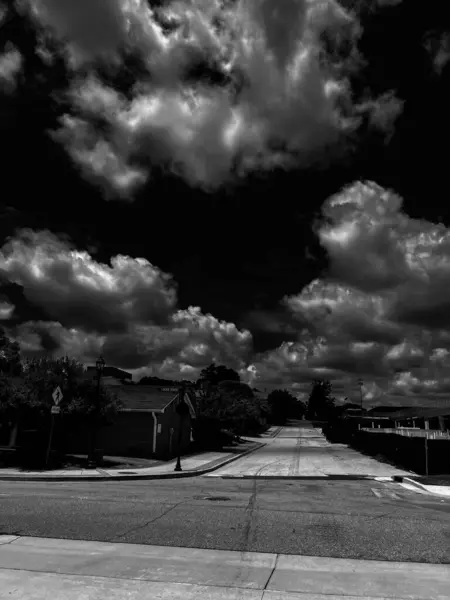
207, 422, 414, 478
0, 423, 448, 563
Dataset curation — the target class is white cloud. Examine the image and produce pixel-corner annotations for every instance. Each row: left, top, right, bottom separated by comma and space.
248, 181, 450, 405
29, 0, 133, 62
26, 0, 400, 195
0, 229, 177, 333
1, 229, 252, 377
0, 46, 22, 92
0, 301, 14, 320
319, 181, 450, 329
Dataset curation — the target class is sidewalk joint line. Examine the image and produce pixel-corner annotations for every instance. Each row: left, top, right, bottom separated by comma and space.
0, 565, 263, 591
263, 553, 279, 590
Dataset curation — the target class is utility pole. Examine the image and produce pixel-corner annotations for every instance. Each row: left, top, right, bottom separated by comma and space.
88, 355, 105, 468
357, 379, 363, 412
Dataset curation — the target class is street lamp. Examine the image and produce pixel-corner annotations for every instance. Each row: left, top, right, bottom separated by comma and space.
357, 379, 363, 412
88, 355, 105, 468
174, 384, 190, 472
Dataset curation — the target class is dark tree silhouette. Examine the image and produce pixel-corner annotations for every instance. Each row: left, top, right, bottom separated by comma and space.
0, 327, 22, 375
307, 380, 336, 421
198, 363, 240, 387
267, 389, 301, 425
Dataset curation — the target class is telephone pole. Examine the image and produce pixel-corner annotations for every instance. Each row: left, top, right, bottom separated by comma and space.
357, 379, 363, 412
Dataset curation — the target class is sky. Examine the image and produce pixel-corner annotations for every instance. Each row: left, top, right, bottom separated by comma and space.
1, 0, 450, 407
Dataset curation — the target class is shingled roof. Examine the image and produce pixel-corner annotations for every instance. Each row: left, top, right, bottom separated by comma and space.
106, 384, 179, 413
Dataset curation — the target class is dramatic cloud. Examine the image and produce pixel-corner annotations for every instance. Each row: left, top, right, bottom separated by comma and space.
26, 0, 401, 195
0, 229, 177, 333
0, 46, 22, 92
319, 180, 450, 329
0, 301, 14, 320
248, 181, 450, 406
424, 30, 450, 75
0, 229, 252, 378
285, 279, 402, 344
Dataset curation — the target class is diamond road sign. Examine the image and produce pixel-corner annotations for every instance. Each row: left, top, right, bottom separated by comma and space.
52, 386, 63, 405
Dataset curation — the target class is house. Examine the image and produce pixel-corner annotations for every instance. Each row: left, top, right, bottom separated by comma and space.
65, 382, 197, 460
86, 366, 132, 381
347, 402, 450, 432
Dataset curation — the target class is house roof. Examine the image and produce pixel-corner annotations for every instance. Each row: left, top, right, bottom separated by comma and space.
106, 384, 179, 413
371, 405, 450, 420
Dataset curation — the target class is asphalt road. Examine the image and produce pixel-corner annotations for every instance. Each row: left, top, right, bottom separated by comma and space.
1, 476, 449, 564
208, 423, 414, 478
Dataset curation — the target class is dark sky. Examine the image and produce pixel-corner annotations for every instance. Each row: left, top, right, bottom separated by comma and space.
1, 0, 450, 406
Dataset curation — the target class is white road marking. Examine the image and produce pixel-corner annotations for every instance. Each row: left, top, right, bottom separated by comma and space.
371, 488, 401, 499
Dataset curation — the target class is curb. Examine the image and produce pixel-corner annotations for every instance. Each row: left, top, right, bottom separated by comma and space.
0, 442, 266, 482
400, 476, 440, 493
269, 426, 283, 438
393, 476, 450, 497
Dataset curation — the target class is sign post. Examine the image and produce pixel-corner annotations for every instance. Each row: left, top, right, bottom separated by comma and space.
424, 434, 429, 477
46, 387, 63, 468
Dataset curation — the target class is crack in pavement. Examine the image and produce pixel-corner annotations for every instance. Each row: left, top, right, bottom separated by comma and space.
108, 500, 188, 541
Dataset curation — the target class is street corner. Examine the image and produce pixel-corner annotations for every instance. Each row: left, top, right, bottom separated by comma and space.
0, 440, 267, 482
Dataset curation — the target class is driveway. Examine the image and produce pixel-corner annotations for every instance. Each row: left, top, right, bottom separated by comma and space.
206, 421, 415, 478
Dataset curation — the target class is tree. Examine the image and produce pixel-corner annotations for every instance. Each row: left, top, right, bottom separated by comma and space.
307, 380, 336, 421
0, 356, 123, 460
198, 363, 240, 387
17, 356, 123, 424
267, 389, 297, 425
0, 328, 22, 376
218, 379, 254, 398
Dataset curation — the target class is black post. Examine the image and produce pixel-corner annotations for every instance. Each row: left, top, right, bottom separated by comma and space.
174, 385, 188, 472
45, 414, 55, 468
88, 367, 102, 468
174, 422, 183, 472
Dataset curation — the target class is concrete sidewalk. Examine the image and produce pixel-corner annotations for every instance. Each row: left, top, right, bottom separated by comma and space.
0, 441, 265, 481
0, 535, 448, 599
398, 476, 450, 498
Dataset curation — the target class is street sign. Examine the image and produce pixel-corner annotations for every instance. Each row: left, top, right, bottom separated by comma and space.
51, 406, 61, 415
52, 386, 63, 405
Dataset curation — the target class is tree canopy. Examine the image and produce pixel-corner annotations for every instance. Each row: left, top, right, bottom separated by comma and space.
267, 389, 306, 425
0, 327, 22, 376
307, 380, 336, 421
0, 354, 122, 425
198, 363, 240, 387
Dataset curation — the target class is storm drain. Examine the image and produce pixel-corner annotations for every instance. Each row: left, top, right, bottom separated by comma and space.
118, 471, 139, 475
194, 496, 231, 501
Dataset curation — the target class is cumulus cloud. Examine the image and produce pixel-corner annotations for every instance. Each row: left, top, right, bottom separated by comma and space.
0, 46, 22, 92
25, 0, 401, 195
0, 301, 14, 320
285, 279, 402, 344
100, 306, 252, 371
28, 0, 133, 63
424, 30, 450, 75
319, 180, 450, 329
0, 229, 252, 379
0, 229, 177, 332
11, 320, 104, 361
247, 180, 450, 405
